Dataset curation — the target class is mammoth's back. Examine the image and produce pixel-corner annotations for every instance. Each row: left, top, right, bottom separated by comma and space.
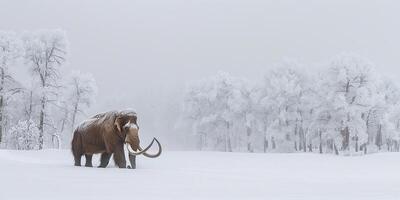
75, 109, 137, 137
76, 112, 116, 137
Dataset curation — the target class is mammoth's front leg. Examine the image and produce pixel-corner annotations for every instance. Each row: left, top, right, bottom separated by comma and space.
113, 145, 127, 168
128, 155, 136, 169
98, 153, 112, 168
85, 154, 93, 167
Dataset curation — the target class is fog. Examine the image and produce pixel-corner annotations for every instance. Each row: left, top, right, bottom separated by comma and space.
1, 0, 400, 148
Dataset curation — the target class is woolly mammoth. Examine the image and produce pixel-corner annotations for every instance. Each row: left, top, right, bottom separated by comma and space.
71, 110, 162, 169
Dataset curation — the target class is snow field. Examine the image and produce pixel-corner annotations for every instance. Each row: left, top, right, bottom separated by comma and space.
1, 150, 400, 200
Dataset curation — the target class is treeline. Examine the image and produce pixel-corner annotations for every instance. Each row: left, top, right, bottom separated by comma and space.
0, 30, 97, 150
181, 54, 400, 155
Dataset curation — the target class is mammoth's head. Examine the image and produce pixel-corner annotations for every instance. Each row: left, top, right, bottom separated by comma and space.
122, 121, 140, 151
114, 111, 161, 158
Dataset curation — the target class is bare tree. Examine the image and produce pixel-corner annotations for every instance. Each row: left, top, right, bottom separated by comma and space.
67, 70, 97, 130
24, 30, 67, 149
0, 31, 23, 143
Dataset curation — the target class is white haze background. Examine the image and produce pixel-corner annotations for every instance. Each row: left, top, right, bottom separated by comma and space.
1, 0, 400, 149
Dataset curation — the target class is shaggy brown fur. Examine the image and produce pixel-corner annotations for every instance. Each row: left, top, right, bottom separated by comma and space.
71, 110, 139, 168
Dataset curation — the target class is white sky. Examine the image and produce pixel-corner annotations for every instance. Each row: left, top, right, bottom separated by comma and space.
1, 0, 400, 141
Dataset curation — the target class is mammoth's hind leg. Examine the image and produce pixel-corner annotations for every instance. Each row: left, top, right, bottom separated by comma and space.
113, 145, 127, 168
85, 154, 93, 167
74, 154, 82, 166
98, 153, 112, 168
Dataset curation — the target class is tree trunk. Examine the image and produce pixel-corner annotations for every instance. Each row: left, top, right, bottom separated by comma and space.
60, 110, 68, 133
365, 109, 374, 145
52, 134, 61, 149
38, 96, 45, 150
225, 121, 232, 152
341, 127, 350, 151
302, 128, 306, 152
271, 136, 276, 149
71, 101, 78, 131
364, 144, 367, 154
295, 123, 300, 151
0, 68, 4, 143
355, 135, 359, 152
334, 143, 339, 155
204, 133, 207, 150
199, 133, 203, 151
319, 131, 323, 154
264, 136, 268, 153
376, 124, 382, 150
25, 91, 34, 121
227, 137, 232, 152
263, 124, 268, 153
246, 126, 252, 152
0, 95, 3, 144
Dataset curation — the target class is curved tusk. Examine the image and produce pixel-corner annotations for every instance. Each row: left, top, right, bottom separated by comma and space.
138, 137, 162, 158
126, 139, 155, 156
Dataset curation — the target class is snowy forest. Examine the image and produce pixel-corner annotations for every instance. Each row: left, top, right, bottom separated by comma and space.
0, 30, 97, 150
180, 55, 400, 155
2, 30, 400, 156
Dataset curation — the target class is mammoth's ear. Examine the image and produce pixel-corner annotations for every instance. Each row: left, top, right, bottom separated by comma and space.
114, 117, 122, 132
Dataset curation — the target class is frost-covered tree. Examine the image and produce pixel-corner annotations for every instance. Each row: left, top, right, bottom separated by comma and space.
183, 78, 214, 150
183, 72, 251, 152
0, 31, 23, 143
377, 79, 400, 152
0, 29, 99, 150
6, 120, 40, 150
324, 54, 380, 152
251, 81, 278, 152
66, 70, 97, 130
23, 30, 68, 149
256, 63, 315, 152
180, 54, 400, 155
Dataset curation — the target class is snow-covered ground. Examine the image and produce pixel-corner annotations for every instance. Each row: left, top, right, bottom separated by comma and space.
0, 150, 399, 200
